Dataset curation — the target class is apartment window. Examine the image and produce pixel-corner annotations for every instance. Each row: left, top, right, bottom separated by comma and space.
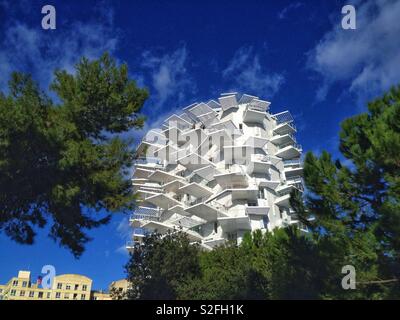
73, 293, 78, 300
64, 293, 69, 299
258, 187, 264, 199
29, 291, 34, 297
56, 292, 61, 299
47, 292, 51, 299
22, 281, 27, 287
262, 216, 269, 229
57, 283, 62, 290
239, 123, 243, 130
74, 284, 79, 291
66, 284, 71, 290
82, 285, 87, 291
10, 289, 16, 296
12, 280, 18, 286
20, 290, 25, 297
38, 292, 43, 299
81, 294, 86, 300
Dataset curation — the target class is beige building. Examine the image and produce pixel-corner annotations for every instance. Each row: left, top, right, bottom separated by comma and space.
0, 270, 92, 300
109, 279, 129, 299
91, 291, 112, 300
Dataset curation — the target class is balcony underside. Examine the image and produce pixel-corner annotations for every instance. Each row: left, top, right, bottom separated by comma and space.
247, 160, 271, 174
134, 167, 155, 179
243, 108, 266, 124
244, 136, 268, 149
284, 167, 303, 177
214, 172, 248, 188
149, 170, 184, 184
275, 145, 301, 159
162, 179, 187, 193
178, 182, 213, 198
185, 203, 223, 221
258, 180, 281, 190
275, 194, 291, 207
218, 216, 251, 232
178, 153, 213, 171
273, 122, 296, 135
145, 193, 181, 210
270, 133, 295, 146
246, 206, 270, 216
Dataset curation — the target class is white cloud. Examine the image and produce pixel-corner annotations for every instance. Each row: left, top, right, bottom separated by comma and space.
140, 46, 196, 111
0, 4, 118, 92
308, 0, 400, 102
223, 46, 285, 97
278, 2, 304, 20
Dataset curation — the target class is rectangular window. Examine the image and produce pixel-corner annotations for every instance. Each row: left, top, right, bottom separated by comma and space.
82, 285, 87, 291
73, 293, 78, 300
57, 283, 62, 290
20, 290, 25, 296
74, 284, 79, 290
12, 280, 18, 286
56, 292, 61, 299
64, 293, 69, 299
38, 292, 43, 298
22, 281, 27, 287
47, 292, 51, 298
10, 290, 16, 296
66, 284, 71, 290
29, 291, 34, 297
81, 294, 86, 300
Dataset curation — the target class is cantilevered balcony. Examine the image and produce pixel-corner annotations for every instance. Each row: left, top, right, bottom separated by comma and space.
178, 182, 213, 198
243, 99, 271, 124
145, 193, 182, 210
247, 154, 272, 174
129, 207, 162, 228
148, 169, 185, 184
136, 131, 166, 157
273, 122, 297, 135
218, 94, 238, 111
283, 159, 303, 178
185, 200, 228, 222
177, 152, 214, 171
244, 135, 269, 149
274, 193, 291, 207
218, 216, 251, 232
270, 133, 296, 146
245, 205, 270, 216
214, 165, 248, 188
275, 142, 302, 159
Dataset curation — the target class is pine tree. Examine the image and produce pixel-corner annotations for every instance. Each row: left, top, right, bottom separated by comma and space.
0, 53, 148, 257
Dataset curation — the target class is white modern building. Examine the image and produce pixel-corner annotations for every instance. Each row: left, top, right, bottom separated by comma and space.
127, 93, 305, 251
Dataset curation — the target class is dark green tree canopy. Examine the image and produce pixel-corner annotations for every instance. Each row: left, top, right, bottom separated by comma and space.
0, 53, 148, 257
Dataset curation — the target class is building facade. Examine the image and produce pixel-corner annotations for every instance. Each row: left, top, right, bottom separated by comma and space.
128, 93, 305, 251
0, 270, 92, 300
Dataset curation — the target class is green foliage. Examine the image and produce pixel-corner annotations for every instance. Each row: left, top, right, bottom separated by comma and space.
294, 85, 400, 298
0, 53, 148, 257
125, 232, 200, 300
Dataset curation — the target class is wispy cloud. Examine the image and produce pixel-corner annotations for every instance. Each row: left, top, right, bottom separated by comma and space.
0, 2, 118, 92
278, 2, 304, 20
307, 0, 400, 103
114, 217, 132, 257
222, 46, 285, 96
140, 46, 196, 112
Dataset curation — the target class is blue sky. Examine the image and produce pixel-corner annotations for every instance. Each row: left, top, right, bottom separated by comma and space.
0, 0, 399, 290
